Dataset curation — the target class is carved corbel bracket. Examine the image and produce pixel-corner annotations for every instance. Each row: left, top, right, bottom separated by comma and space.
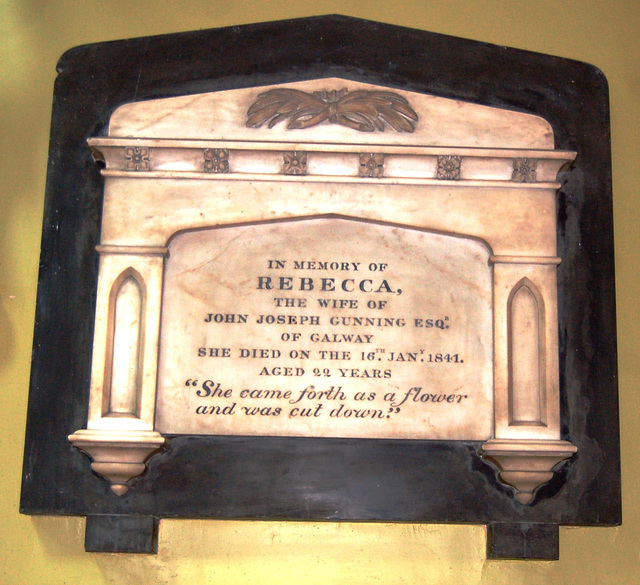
480, 439, 577, 504
68, 429, 165, 496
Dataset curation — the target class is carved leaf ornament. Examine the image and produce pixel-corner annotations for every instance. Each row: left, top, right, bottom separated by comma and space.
246, 89, 419, 132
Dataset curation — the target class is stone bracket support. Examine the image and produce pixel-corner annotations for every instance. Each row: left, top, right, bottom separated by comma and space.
480, 439, 577, 504
68, 429, 165, 495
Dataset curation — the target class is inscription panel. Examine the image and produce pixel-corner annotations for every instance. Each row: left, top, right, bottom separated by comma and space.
155, 218, 493, 439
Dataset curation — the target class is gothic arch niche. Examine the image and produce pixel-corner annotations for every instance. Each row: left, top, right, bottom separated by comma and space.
507, 277, 547, 427
103, 268, 146, 418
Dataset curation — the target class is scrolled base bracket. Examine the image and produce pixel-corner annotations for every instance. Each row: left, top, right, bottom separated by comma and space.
68, 429, 165, 496
480, 439, 577, 504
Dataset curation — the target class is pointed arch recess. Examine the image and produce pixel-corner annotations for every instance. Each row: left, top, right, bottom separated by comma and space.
507, 277, 547, 426
102, 268, 147, 418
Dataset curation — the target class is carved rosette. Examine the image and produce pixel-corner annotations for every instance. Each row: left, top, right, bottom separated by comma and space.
512, 158, 538, 182
204, 148, 229, 173
283, 151, 307, 175
125, 146, 150, 171
436, 155, 462, 180
359, 153, 385, 178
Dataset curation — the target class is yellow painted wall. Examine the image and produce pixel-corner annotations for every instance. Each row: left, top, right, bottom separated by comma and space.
1, 1, 638, 583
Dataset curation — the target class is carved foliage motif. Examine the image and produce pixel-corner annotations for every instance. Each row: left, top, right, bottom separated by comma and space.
246, 89, 418, 133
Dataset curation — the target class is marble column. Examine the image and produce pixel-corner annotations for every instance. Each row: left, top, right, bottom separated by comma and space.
69, 245, 167, 495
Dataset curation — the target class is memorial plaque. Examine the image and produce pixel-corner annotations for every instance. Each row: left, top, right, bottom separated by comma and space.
155, 219, 493, 439
20, 16, 620, 560
72, 75, 577, 504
